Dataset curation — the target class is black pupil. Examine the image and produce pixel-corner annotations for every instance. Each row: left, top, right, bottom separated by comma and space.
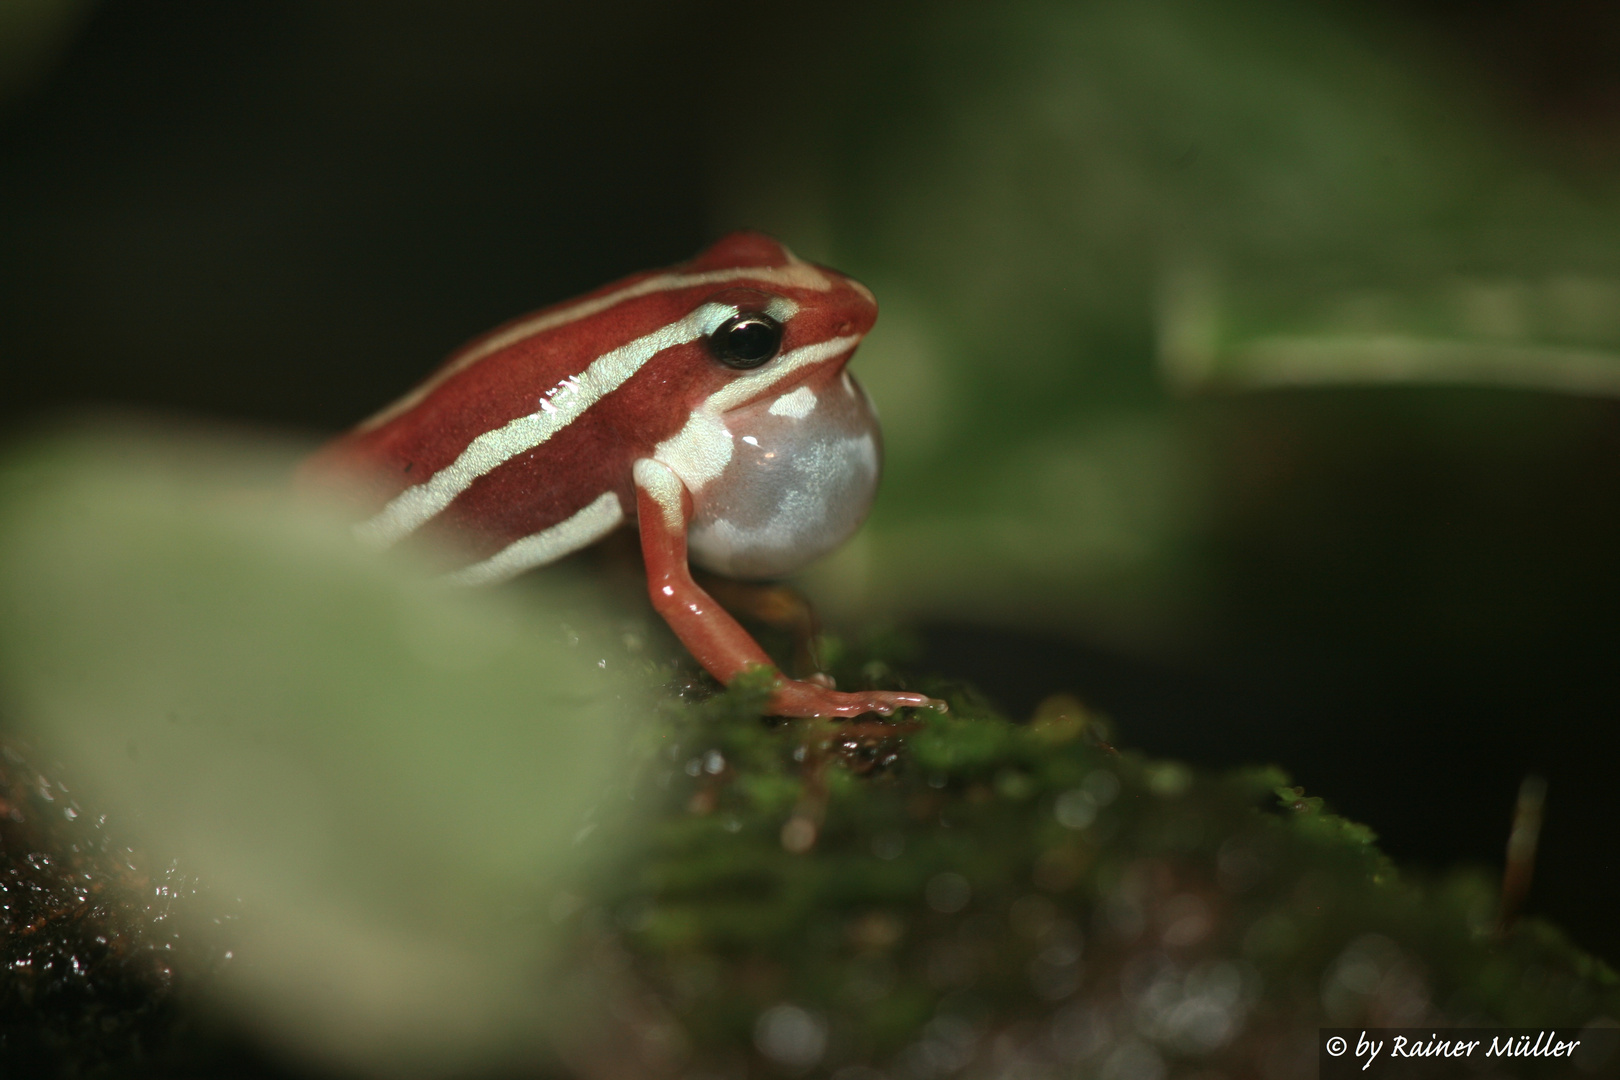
727, 320, 774, 359
711, 313, 781, 368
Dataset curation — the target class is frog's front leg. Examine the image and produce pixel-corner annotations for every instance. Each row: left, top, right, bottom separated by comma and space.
632, 459, 943, 719
695, 573, 824, 678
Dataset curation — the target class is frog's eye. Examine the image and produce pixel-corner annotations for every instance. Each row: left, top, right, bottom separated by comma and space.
707, 311, 783, 370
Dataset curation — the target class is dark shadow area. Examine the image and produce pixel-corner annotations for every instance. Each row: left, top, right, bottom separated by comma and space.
0, 0, 715, 433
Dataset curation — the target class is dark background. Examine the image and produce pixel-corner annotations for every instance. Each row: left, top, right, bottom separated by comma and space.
3, 0, 1618, 968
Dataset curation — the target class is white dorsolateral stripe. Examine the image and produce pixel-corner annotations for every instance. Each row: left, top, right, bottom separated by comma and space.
357, 261, 834, 432
354, 302, 740, 549
443, 491, 623, 586
651, 335, 860, 494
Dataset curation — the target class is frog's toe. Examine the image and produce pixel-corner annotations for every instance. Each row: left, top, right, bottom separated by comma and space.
880, 690, 947, 714
765, 679, 949, 719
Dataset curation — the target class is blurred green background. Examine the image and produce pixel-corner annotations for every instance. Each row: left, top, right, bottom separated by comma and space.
2, 0, 1618, 977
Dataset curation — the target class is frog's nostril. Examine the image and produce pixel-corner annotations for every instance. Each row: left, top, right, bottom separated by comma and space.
838, 321, 853, 334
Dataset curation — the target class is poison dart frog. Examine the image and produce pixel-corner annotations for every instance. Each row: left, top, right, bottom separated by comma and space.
304, 232, 944, 719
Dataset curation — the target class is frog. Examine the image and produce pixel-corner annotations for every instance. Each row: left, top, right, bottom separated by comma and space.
304, 232, 943, 719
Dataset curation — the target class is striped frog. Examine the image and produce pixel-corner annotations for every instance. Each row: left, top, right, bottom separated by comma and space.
305, 232, 942, 718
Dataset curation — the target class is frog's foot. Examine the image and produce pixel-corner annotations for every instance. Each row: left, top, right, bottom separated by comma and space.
768, 679, 947, 719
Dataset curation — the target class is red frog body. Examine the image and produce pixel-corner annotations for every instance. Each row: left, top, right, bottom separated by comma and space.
305, 232, 941, 718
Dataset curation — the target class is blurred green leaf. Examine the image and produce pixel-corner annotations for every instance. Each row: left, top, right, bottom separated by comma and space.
0, 420, 649, 1076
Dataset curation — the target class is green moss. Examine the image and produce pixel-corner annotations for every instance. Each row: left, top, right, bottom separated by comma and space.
567, 645, 1620, 1077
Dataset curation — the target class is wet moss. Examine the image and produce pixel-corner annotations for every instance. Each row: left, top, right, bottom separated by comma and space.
566, 647, 1620, 1078
0, 742, 204, 1076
